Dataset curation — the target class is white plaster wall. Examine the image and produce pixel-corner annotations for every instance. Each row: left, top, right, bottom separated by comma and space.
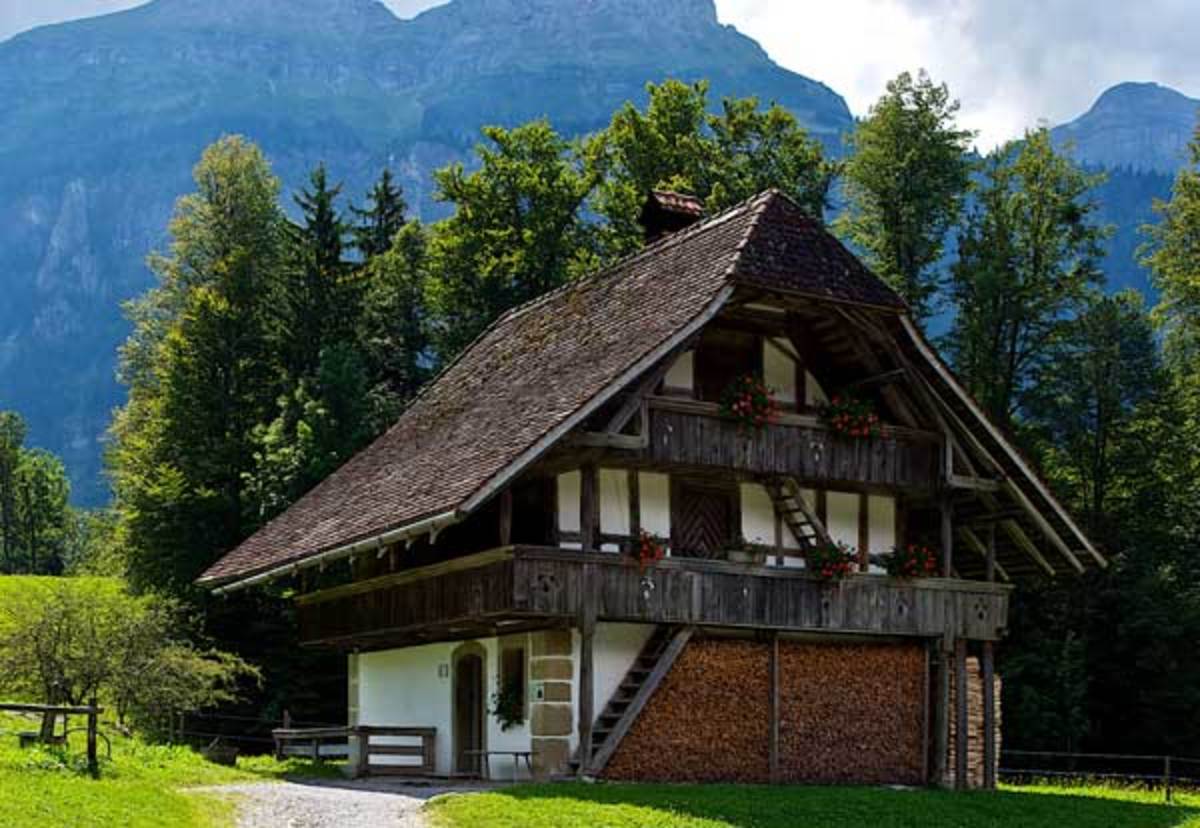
570, 623, 657, 753
557, 471, 583, 550
763, 339, 798, 404
868, 494, 896, 573
739, 482, 776, 546
663, 351, 694, 394
638, 472, 670, 541
599, 469, 630, 553
805, 370, 829, 406
357, 635, 534, 779
827, 491, 860, 550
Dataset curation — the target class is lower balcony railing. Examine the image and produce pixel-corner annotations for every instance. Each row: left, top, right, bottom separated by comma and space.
296, 546, 1010, 649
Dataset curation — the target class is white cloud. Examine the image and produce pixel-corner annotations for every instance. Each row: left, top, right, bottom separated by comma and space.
715, 0, 1200, 149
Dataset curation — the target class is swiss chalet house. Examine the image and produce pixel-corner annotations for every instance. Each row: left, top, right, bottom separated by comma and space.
199, 190, 1103, 787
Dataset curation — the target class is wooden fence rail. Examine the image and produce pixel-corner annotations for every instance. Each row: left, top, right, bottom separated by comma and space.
0, 701, 103, 777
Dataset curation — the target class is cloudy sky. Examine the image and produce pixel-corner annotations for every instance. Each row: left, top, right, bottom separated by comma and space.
2, 0, 1197, 149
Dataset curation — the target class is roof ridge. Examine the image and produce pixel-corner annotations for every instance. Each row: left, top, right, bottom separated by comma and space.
723, 189, 776, 279
488, 190, 771, 329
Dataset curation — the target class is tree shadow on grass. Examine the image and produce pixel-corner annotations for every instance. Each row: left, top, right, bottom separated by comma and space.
476, 782, 1200, 828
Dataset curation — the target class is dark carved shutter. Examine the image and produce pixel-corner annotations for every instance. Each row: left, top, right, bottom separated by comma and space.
673, 483, 734, 559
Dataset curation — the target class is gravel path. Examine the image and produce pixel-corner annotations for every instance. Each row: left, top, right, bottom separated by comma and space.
200, 779, 467, 828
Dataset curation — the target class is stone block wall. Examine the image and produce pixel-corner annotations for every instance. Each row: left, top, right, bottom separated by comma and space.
529, 629, 573, 777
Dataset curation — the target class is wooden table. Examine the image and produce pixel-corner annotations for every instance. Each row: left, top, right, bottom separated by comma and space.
464, 749, 534, 781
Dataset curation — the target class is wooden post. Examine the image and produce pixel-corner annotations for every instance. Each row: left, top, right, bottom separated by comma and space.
86, 701, 99, 779
940, 494, 954, 578
921, 642, 931, 783
769, 632, 780, 783
577, 562, 597, 775
857, 493, 870, 572
355, 727, 370, 778
499, 489, 513, 547
982, 642, 996, 790
580, 465, 598, 552
628, 470, 641, 545
932, 638, 950, 786
954, 640, 968, 790
1165, 756, 1174, 804
986, 520, 997, 584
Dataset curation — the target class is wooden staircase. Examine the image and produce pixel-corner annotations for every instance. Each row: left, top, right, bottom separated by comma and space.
573, 625, 694, 776
763, 476, 833, 551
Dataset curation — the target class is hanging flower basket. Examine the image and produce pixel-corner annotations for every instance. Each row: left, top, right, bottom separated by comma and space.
819, 395, 881, 438
720, 374, 781, 432
632, 531, 667, 572
886, 543, 939, 579
806, 541, 858, 581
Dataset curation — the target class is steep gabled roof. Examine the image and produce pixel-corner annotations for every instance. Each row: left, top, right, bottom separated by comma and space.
199, 189, 1096, 590
202, 191, 827, 586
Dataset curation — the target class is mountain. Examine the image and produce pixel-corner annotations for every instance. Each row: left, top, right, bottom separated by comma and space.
1053, 81, 1198, 174
1051, 82, 1198, 298
0, 0, 853, 505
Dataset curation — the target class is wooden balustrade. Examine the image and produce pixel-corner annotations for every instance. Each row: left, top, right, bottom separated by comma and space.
297, 546, 1009, 649
644, 398, 938, 489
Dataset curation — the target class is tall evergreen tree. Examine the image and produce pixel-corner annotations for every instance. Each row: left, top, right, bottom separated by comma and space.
0, 412, 25, 571
352, 168, 408, 261
359, 222, 432, 426
284, 163, 353, 379
838, 70, 975, 322
946, 128, 1108, 420
112, 135, 287, 595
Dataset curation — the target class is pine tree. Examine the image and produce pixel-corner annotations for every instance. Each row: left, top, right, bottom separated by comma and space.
284, 163, 353, 379
112, 135, 287, 595
352, 168, 408, 262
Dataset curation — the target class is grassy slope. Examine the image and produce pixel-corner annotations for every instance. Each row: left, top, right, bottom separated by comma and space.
0, 713, 338, 828
427, 782, 1200, 828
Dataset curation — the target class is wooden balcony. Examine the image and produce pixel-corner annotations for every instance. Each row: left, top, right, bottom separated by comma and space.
642, 398, 939, 490
297, 546, 1010, 650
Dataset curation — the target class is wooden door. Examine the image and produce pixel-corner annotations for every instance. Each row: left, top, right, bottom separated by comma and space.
453, 649, 485, 775
672, 481, 737, 559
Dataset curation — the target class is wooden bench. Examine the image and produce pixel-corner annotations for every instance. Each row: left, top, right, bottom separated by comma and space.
271, 727, 351, 761
463, 749, 534, 782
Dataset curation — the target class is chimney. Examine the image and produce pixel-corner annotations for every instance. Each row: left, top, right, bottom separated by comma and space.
638, 190, 705, 243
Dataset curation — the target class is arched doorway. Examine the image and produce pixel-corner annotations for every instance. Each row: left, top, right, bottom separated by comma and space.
452, 643, 486, 776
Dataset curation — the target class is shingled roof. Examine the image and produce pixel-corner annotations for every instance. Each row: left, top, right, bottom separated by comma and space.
200, 189, 1096, 589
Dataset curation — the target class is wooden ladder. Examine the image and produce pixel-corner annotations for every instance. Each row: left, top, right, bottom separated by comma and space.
574, 625, 694, 776
763, 476, 833, 552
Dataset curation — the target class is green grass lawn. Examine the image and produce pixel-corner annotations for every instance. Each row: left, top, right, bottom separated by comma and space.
0, 713, 339, 828
427, 781, 1200, 828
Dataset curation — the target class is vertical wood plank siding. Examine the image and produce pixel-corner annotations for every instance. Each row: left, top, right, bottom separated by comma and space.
647, 408, 937, 489
297, 548, 1009, 647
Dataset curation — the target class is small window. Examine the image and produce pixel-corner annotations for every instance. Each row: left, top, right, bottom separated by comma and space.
497, 646, 527, 728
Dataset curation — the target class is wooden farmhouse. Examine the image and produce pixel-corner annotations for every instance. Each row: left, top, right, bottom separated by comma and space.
199, 190, 1104, 787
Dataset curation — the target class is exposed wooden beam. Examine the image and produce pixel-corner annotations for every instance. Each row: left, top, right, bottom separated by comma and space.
1002, 481, 1086, 574
838, 368, 907, 394
1002, 519, 1056, 577
948, 474, 1002, 493
982, 642, 997, 790
958, 527, 1011, 583
589, 626, 695, 774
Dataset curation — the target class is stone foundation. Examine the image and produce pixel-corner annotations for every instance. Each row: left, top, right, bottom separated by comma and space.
529, 629, 573, 777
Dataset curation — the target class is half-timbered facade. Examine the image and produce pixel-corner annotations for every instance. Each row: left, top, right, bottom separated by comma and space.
199, 190, 1102, 787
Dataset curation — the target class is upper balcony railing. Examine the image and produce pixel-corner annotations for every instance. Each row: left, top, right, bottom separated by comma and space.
642, 397, 940, 490
296, 546, 1010, 650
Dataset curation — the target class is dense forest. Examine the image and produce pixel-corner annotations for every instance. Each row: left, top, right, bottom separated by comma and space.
8, 74, 1200, 758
